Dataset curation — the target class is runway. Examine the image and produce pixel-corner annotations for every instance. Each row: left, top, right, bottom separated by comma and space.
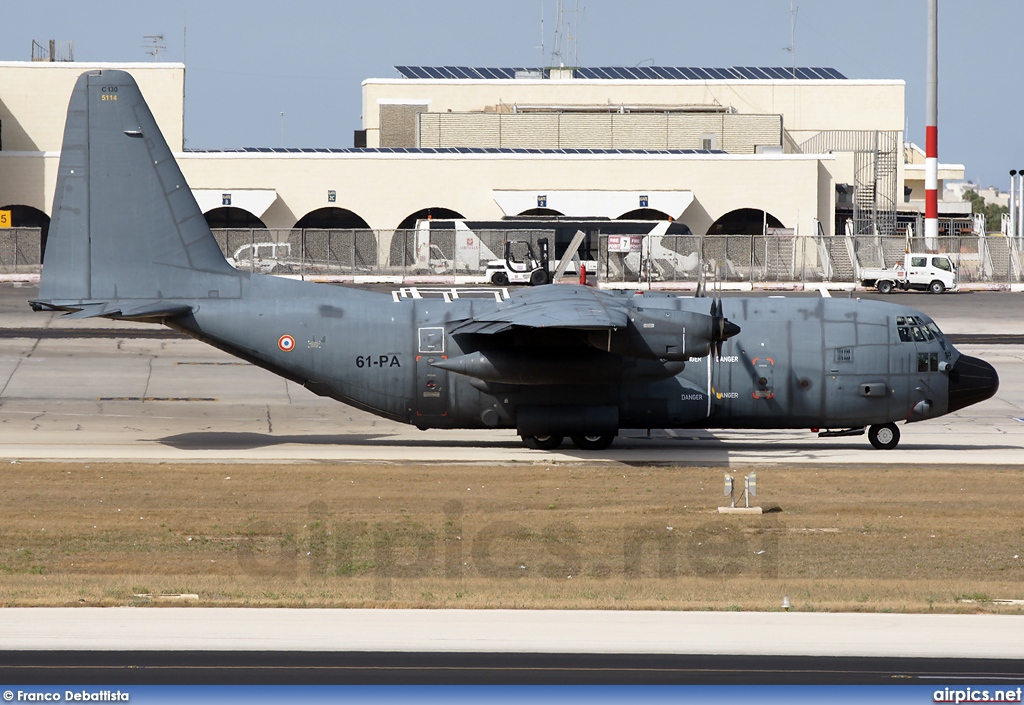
0, 285, 1020, 465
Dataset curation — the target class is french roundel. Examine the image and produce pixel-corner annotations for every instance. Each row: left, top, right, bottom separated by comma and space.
278, 335, 296, 352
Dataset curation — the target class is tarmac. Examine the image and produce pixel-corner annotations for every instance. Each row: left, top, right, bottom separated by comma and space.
0, 283, 1021, 464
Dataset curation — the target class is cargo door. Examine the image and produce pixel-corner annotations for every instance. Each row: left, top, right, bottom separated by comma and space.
415, 326, 448, 418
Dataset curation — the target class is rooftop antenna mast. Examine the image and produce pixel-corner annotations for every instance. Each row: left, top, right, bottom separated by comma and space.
784, 1, 798, 78
143, 34, 165, 61
569, 0, 582, 67
550, 0, 565, 67
539, 4, 545, 68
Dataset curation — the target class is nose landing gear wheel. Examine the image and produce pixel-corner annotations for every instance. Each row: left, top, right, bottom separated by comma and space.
570, 434, 616, 451
868, 423, 900, 450
521, 434, 564, 450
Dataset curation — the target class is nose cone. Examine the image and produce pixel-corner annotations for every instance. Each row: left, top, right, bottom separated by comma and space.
947, 354, 999, 413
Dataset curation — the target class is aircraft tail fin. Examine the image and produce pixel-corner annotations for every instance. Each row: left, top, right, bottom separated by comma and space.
37, 70, 241, 309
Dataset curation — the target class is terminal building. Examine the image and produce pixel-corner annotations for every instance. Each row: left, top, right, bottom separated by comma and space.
0, 59, 972, 280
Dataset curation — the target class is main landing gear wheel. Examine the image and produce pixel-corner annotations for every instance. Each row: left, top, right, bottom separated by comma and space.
877, 280, 894, 294
521, 434, 564, 450
570, 434, 615, 451
868, 423, 900, 450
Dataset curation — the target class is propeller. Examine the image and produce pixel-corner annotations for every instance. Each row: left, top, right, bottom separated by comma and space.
710, 298, 740, 357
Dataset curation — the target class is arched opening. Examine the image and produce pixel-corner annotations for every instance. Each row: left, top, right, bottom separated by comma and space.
294, 207, 370, 230
707, 208, 784, 236
396, 207, 465, 231
517, 208, 564, 217
1, 205, 51, 262
618, 208, 672, 221
203, 207, 268, 230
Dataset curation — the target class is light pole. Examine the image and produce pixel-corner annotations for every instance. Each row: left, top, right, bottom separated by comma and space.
1011, 170, 1017, 240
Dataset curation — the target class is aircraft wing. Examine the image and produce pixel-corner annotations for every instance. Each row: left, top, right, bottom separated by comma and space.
449, 285, 629, 335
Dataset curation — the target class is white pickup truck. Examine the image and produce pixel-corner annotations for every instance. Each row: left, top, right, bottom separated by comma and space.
859, 253, 958, 294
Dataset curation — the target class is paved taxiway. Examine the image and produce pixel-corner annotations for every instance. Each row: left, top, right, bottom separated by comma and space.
0, 285, 1020, 464
3, 609, 1024, 684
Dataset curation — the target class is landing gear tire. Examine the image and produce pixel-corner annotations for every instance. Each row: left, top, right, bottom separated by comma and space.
877, 280, 894, 294
491, 271, 509, 286
929, 280, 945, 294
530, 269, 548, 286
521, 434, 564, 450
868, 423, 900, 450
570, 434, 615, 451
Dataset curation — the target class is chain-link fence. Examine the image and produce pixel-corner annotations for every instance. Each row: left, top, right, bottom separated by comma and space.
4, 227, 1023, 286
600, 234, 830, 285
0, 228, 42, 275
597, 232, 1024, 287
211, 228, 555, 279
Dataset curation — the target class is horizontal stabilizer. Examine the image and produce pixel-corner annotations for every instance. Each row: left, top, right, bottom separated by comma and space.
30, 300, 193, 321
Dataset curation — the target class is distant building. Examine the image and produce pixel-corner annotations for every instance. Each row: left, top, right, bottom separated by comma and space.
0, 60, 971, 253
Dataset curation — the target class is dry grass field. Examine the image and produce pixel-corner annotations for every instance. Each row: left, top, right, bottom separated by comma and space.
1, 461, 1022, 613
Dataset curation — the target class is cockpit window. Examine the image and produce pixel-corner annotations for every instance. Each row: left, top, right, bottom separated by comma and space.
896, 316, 945, 344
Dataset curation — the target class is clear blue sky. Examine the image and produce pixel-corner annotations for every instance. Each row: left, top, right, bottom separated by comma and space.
5, 0, 1021, 189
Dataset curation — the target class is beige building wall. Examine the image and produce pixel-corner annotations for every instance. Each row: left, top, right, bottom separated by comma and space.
0, 62, 185, 152
0, 62, 185, 214
362, 77, 906, 147
417, 112, 783, 152
176, 152, 831, 236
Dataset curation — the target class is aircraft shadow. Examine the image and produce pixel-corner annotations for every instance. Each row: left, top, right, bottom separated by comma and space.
157, 431, 515, 451
157, 432, 1017, 454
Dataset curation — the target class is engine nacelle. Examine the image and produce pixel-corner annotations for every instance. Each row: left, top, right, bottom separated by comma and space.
588, 307, 720, 361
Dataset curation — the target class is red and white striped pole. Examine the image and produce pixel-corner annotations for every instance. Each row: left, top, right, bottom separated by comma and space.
925, 0, 939, 250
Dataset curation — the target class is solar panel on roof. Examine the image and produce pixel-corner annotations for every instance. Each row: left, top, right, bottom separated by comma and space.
393, 65, 848, 81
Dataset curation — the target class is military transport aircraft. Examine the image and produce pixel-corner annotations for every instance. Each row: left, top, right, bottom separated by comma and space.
31, 70, 999, 451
